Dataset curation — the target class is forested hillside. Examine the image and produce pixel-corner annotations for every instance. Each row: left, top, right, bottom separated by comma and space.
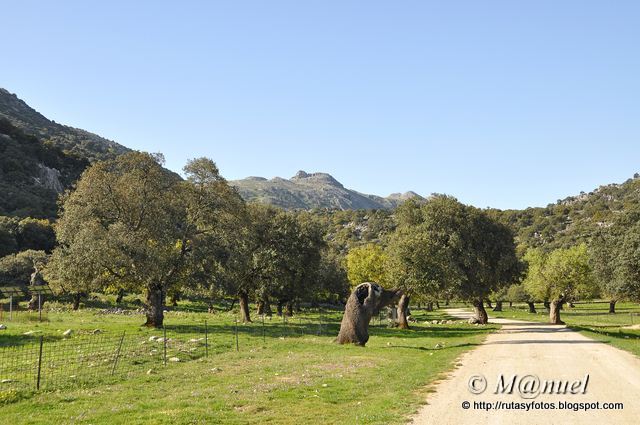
0, 88, 128, 161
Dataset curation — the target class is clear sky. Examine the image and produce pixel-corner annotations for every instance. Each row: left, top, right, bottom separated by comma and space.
2, 1, 639, 209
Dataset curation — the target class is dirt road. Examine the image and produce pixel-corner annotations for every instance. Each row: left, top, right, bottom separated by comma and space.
411, 309, 640, 424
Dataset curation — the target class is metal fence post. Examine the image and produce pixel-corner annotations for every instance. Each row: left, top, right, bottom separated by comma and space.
163, 326, 167, 366
36, 335, 43, 390
111, 331, 126, 376
204, 320, 208, 358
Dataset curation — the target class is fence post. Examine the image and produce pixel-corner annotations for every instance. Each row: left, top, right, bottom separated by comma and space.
234, 319, 239, 352
111, 331, 126, 376
262, 314, 265, 344
204, 320, 208, 358
163, 326, 167, 366
9, 295, 12, 321
36, 335, 44, 390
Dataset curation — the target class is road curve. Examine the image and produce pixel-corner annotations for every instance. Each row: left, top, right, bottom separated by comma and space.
411, 308, 640, 425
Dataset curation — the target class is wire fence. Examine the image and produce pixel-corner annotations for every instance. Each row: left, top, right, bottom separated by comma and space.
0, 311, 350, 392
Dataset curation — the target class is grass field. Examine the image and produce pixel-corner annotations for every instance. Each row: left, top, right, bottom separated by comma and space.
0, 299, 497, 424
489, 301, 640, 357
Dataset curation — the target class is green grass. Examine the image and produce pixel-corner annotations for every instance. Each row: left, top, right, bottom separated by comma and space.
489, 301, 640, 357
0, 301, 496, 424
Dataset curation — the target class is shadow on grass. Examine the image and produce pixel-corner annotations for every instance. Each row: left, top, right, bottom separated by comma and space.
383, 342, 482, 351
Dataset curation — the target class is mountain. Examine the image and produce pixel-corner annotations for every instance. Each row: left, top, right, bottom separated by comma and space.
0, 88, 129, 162
0, 88, 130, 218
230, 170, 424, 210
489, 174, 640, 250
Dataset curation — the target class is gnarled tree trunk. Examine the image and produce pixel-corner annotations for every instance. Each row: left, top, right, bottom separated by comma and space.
549, 299, 564, 324
396, 294, 410, 329
336, 283, 401, 346
72, 293, 82, 310
492, 301, 503, 312
145, 286, 164, 328
472, 299, 488, 324
527, 302, 536, 313
609, 300, 616, 314
239, 290, 252, 323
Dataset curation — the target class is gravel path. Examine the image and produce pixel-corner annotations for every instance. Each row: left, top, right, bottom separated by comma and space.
411, 308, 640, 424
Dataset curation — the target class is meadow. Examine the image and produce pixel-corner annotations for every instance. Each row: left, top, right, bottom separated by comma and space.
0, 298, 496, 424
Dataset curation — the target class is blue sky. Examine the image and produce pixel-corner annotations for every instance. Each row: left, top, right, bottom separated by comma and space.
2, 1, 639, 209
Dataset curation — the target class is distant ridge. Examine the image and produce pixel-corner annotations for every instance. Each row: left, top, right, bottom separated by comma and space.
0, 88, 129, 161
230, 170, 424, 210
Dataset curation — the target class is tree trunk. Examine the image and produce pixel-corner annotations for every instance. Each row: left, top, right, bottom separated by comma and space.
426, 302, 433, 312
435, 301, 440, 309
543, 300, 550, 310
509, 301, 513, 307
207, 301, 215, 314
116, 289, 125, 304
144, 286, 164, 328
276, 301, 283, 317
485, 299, 493, 309
527, 302, 536, 313
444, 299, 450, 306
239, 291, 252, 323
72, 293, 82, 310
396, 294, 410, 329
492, 301, 503, 312
549, 299, 565, 324
472, 299, 488, 324
609, 300, 616, 314
285, 301, 294, 317
28, 295, 40, 311
170, 292, 180, 307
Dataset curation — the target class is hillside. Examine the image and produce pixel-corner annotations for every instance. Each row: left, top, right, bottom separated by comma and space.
0, 88, 129, 162
490, 174, 640, 250
230, 170, 424, 210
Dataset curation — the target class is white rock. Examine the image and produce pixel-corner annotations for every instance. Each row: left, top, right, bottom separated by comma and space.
169, 357, 180, 362
62, 329, 73, 337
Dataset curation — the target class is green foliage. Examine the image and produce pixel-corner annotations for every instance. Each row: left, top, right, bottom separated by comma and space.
0, 118, 88, 218
386, 195, 519, 302
0, 249, 47, 286
345, 243, 387, 287
523, 244, 596, 302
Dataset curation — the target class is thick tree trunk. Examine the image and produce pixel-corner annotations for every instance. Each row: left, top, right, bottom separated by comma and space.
549, 300, 565, 324
609, 300, 616, 314
527, 302, 537, 313
492, 301, 503, 312
426, 302, 433, 312
239, 291, 252, 323
472, 299, 488, 324
396, 294, 410, 329
144, 286, 164, 328
72, 293, 82, 310
116, 289, 125, 304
